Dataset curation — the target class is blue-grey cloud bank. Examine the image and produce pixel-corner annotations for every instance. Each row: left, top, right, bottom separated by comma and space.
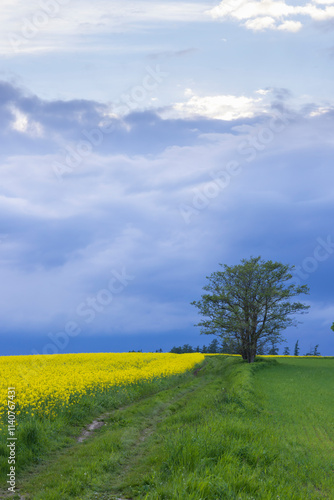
0, 80, 333, 356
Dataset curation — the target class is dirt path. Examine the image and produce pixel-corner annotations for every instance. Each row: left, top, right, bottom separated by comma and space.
8, 363, 210, 500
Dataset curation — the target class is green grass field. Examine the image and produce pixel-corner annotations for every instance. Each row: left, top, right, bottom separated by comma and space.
1, 355, 333, 499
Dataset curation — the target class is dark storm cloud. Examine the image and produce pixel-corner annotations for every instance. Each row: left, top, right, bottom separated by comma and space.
0, 81, 333, 354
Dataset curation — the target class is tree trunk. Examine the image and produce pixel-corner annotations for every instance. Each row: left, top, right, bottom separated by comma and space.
241, 337, 256, 363
242, 350, 256, 363
248, 351, 256, 363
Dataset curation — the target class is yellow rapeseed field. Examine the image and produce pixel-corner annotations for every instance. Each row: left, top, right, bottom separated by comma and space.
0, 352, 204, 421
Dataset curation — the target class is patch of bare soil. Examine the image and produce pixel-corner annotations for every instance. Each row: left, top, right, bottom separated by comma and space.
193, 360, 207, 376
77, 414, 110, 443
0, 491, 25, 499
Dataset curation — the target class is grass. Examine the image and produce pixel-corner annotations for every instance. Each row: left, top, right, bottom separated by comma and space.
0, 365, 203, 488
2, 355, 334, 499
252, 356, 334, 497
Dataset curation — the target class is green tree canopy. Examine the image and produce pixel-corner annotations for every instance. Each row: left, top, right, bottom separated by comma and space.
294, 340, 300, 356
191, 256, 310, 363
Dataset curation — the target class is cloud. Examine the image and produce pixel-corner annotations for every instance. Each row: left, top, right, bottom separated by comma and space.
207, 0, 334, 32
250, 18, 303, 32
0, 80, 277, 154
1, 1, 210, 55
308, 105, 332, 116
245, 16, 277, 30
0, 81, 334, 355
160, 90, 271, 120
277, 20, 303, 31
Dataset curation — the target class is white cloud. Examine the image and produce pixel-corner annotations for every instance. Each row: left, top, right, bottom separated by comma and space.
277, 20, 302, 31
184, 88, 195, 97
207, 0, 334, 32
1, 1, 210, 55
10, 106, 44, 137
245, 16, 276, 30
161, 92, 268, 120
302, 3, 334, 20
209, 1, 295, 21
11, 107, 28, 133
309, 106, 331, 116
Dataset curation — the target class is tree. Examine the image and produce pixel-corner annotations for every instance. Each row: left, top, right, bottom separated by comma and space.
170, 344, 194, 353
294, 340, 300, 356
221, 337, 240, 354
283, 346, 290, 356
207, 338, 220, 353
331, 323, 334, 332
305, 344, 321, 356
182, 343, 194, 353
257, 343, 266, 355
191, 256, 310, 363
268, 340, 279, 355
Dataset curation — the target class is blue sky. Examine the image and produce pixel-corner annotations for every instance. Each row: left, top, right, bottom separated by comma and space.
0, 0, 333, 356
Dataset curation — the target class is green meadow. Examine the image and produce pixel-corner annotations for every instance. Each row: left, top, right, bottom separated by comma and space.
1, 355, 333, 499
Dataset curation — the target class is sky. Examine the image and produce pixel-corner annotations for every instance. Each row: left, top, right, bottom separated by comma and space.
0, 0, 333, 356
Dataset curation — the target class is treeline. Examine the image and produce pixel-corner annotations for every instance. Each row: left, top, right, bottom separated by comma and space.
129, 339, 321, 356
170, 338, 221, 354
170, 338, 279, 355
292, 340, 321, 356
169, 339, 321, 356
